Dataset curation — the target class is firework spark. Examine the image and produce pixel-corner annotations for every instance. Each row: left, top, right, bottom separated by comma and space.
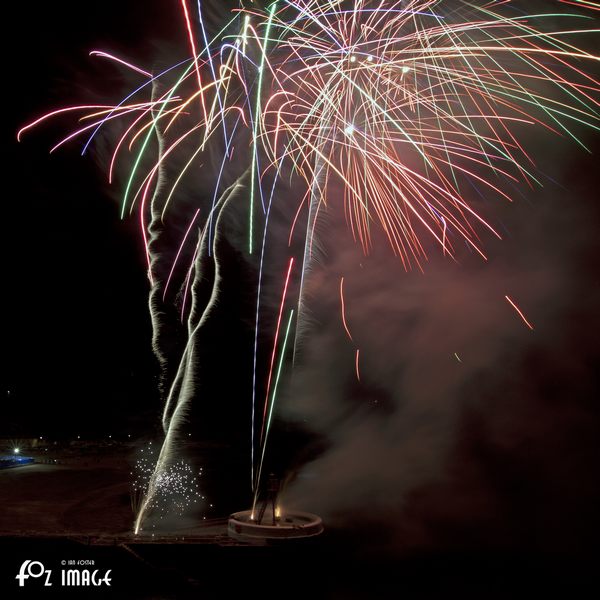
340, 276, 354, 342
132, 444, 206, 530
505, 294, 535, 331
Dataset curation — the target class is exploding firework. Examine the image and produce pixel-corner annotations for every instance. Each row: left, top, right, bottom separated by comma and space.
257, 0, 600, 264
18, 0, 600, 530
131, 443, 206, 529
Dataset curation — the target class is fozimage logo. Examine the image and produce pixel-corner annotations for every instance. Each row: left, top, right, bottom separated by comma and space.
15, 561, 52, 587
15, 560, 112, 588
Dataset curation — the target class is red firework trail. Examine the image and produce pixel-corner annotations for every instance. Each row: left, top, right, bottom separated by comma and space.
505, 295, 534, 331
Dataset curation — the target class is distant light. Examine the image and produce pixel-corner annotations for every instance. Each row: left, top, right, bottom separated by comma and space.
345, 124, 355, 136
14, 448, 20, 455
350, 55, 356, 63
402, 66, 411, 74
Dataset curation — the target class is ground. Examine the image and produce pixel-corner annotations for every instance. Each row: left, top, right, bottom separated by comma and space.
1, 456, 598, 599
0, 464, 132, 535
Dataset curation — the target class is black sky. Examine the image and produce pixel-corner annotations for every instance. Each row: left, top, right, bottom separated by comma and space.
3, 1, 182, 437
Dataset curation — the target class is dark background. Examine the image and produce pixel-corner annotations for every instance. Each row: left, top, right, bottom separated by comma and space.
3, 1, 183, 438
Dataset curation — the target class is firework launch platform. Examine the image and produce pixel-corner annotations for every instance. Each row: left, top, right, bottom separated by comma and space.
227, 510, 323, 543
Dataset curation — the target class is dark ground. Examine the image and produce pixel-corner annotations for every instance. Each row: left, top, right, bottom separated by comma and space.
1, 459, 598, 599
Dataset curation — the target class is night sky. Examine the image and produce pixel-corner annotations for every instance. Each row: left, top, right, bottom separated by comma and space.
4, 1, 180, 437
4, 0, 600, 565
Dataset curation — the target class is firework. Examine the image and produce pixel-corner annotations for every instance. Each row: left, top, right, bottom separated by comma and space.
132, 443, 206, 530
18, 1, 600, 530
505, 294, 535, 331
256, 0, 600, 266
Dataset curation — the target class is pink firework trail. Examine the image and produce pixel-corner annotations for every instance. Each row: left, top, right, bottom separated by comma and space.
505, 295, 535, 331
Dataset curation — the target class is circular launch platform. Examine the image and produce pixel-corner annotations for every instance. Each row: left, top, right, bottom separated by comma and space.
228, 510, 323, 543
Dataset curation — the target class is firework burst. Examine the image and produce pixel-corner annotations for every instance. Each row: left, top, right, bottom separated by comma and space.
18, 0, 600, 530
253, 0, 600, 266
